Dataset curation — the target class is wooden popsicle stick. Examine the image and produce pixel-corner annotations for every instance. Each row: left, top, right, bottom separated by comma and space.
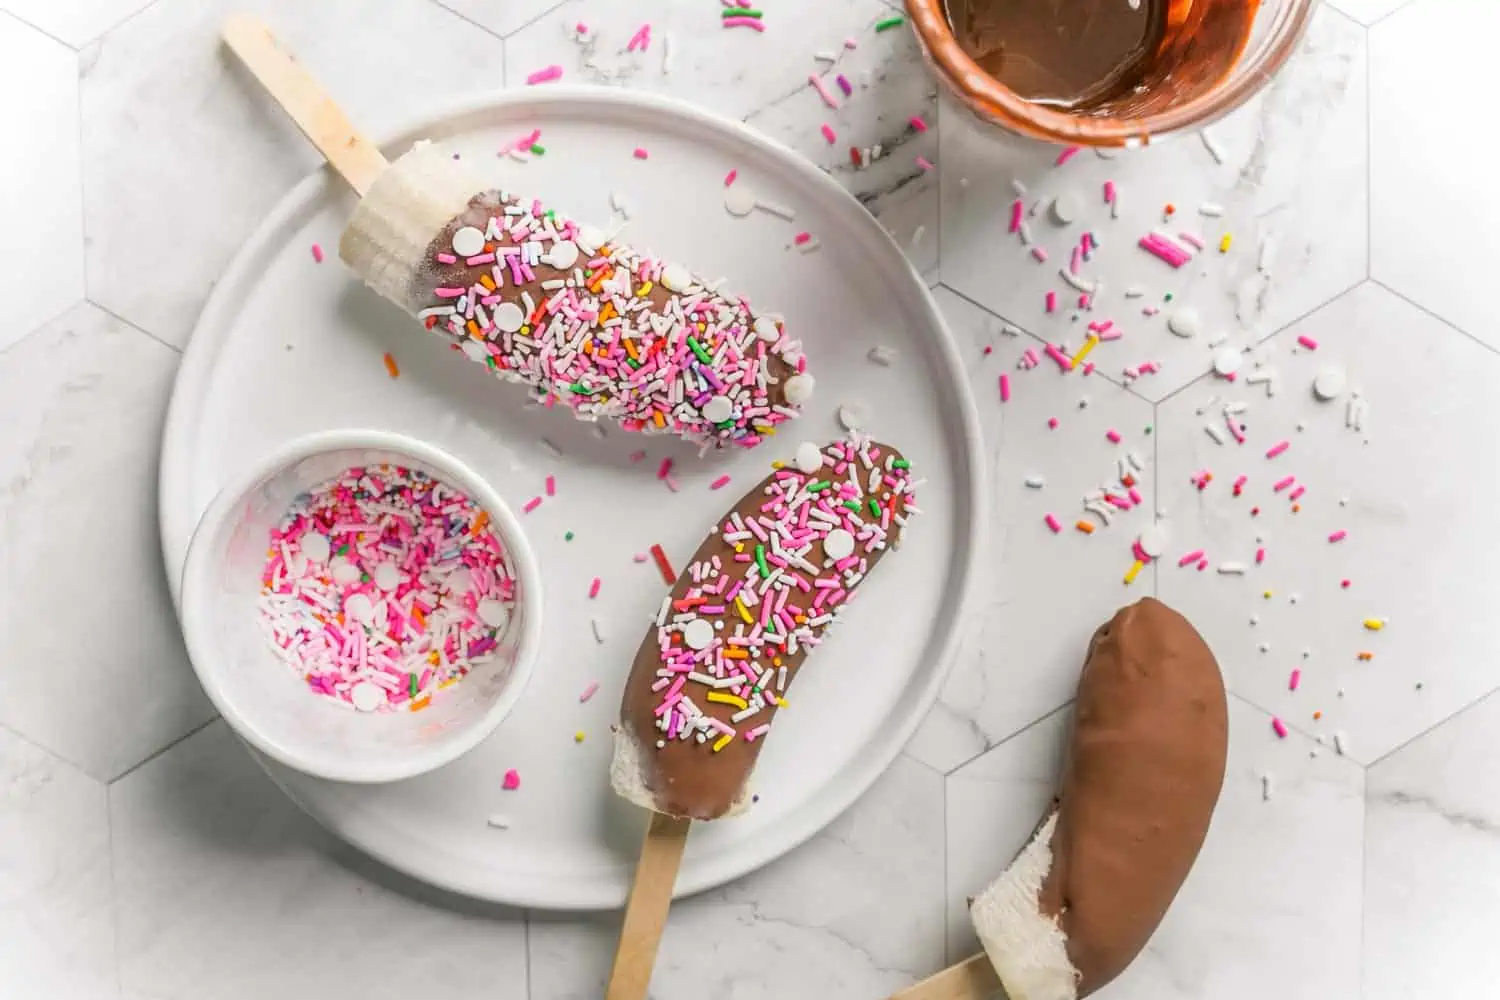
605, 812, 692, 1000
221, 13, 388, 196
889, 953, 1002, 1000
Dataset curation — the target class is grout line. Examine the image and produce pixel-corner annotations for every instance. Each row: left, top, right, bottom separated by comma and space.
91, 0, 167, 50
493, 0, 570, 41
0, 7, 77, 51
0, 719, 96, 776
106, 715, 219, 786
1365, 0, 1416, 28
941, 700, 1072, 778
523, 908, 533, 998
429, 0, 510, 45
1368, 278, 1500, 361
1364, 684, 1500, 770
90, 299, 183, 355
941, 775, 950, 964
105, 782, 126, 997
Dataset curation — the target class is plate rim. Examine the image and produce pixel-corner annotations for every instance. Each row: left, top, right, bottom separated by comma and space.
158, 84, 986, 910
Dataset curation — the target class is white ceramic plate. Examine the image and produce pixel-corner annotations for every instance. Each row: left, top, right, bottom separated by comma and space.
160, 87, 983, 910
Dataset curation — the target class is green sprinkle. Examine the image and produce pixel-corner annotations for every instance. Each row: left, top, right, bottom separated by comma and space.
844, 501, 862, 513
875, 14, 904, 31
627, 358, 642, 370
409, 673, 419, 697
688, 336, 713, 365
337, 544, 350, 556
869, 499, 881, 517
1145, 425, 1153, 435
530, 144, 546, 155
1164, 292, 1174, 302
564, 531, 574, 542
806, 480, 832, 493
892, 459, 911, 469
722, 7, 762, 16
568, 382, 598, 395
755, 544, 769, 579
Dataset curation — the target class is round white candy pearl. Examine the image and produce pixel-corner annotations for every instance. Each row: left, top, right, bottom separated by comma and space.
755, 317, 781, 343
661, 263, 693, 292
344, 593, 375, 624
576, 225, 607, 254
1167, 307, 1200, 338
300, 533, 331, 563
1051, 192, 1081, 225
331, 559, 361, 585
782, 374, 815, 406
350, 682, 385, 713
1138, 524, 1169, 559
683, 618, 714, 650
452, 226, 486, 257
702, 396, 733, 423
1213, 348, 1242, 377
795, 442, 823, 474
373, 562, 401, 591
824, 528, 855, 561
461, 339, 489, 362
478, 599, 510, 630
493, 302, 526, 333
725, 186, 757, 217
838, 403, 867, 431
546, 240, 579, 270
1313, 368, 1346, 401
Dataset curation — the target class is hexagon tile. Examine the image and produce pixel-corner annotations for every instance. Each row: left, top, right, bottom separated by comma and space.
0, 303, 213, 781
433, 0, 563, 40
80, 0, 509, 350
110, 721, 529, 1000
528, 756, 945, 999
904, 287, 1156, 774
938, 4, 1367, 404
944, 698, 1364, 999
505, 0, 940, 274
1, 0, 156, 48
1327, 0, 1412, 24
1157, 282, 1500, 765
0, 727, 117, 1000
0, 12, 82, 352
1365, 690, 1500, 1000
1371, 0, 1500, 343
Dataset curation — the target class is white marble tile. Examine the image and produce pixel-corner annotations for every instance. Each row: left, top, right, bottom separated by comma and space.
527, 755, 945, 999
938, 6, 1367, 404
902, 287, 1156, 774
1366, 690, 1500, 1000
80, 0, 508, 350
110, 720, 528, 1000
1157, 281, 1500, 764
1328, 0, 1412, 25
0, 727, 118, 1000
0, 303, 213, 780
433, 0, 563, 40
0, 14, 82, 352
944, 697, 1364, 999
1, 0, 154, 47
1370, 0, 1500, 345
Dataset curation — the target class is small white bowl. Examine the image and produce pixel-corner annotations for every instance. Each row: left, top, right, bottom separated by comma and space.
179, 430, 543, 784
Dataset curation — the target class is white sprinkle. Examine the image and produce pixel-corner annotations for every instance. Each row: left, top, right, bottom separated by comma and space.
1258, 642, 1271, 653
1124, 286, 1145, 298
910, 225, 925, 249
1250, 615, 1260, 626
1334, 731, 1349, 756
757, 199, 796, 221
1059, 268, 1098, 294
1218, 562, 1248, 575
1011, 178, 1028, 196
1168, 307, 1201, 338
1024, 475, 1046, 489
1204, 423, 1226, 445
591, 618, 605, 644
486, 814, 512, 830
1001, 323, 1022, 337
1261, 773, 1274, 802
1199, 202, 1225, 217
1051, 191, 1081, 225
837, 403, 867, 431
867, 345, 896, 366
814, 50, 837, 62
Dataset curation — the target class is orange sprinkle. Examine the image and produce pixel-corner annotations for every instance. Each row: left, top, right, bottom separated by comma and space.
653, 412, 666, 428
723, 648, 749, 659
468, 320, 483, 339
412, 608, 426, 628
1076, 520, 1095, 534
1358, 651, 1374, 661
624, 338, 640, 361
772, 657, 783, 667
382, 352, 400, 378
428, 651, 440, 665
1313, 711, 1323, 720
472, 510, 490, 535
1292, 503, 1302, 513
479, 274, 497, 291
588, 267, 613, 292
598, 301, 618, 323
1164, 203, 1176, 215
410, 696, 432, 712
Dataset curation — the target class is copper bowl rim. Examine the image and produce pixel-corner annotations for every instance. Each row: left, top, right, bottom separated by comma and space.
904, 0, 1321, 146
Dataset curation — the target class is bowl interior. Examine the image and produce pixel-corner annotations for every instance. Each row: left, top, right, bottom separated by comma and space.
181, 439, 537, 783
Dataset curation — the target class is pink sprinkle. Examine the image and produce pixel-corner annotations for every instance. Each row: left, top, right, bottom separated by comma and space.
1009, 199, 1024, 234
724, 169, 739, 187
1106, 429, 1122, 444
794, 231, 812, 245
545, 475, 556, 497
910, 116, 929, 132
844, 36, 858, 48
1048, 417, 1059, 429
724, 15, 766, 31
998, 373, 1011, 402
915, 156, 935, 172
629, 450, 647, 463
1273, 476, 1296, 492
1045, 344, 1071, 371
633, 553, 649, 563
1070, 246, 1082, 275
1289, 670, 1302, 692
588, 578, 601, 599
522, 496, 543, 514
1178, 550, 1205, 568
1045, 291, 1057, 313
526, 65, 564, 86
664, 476, 681, 493
1272, 718, 1288, 739
808, 73, 840, 108
836, 74, 853, 96
1055, 145, 1081, 166
1256, 547, 1266, 564
1233, 475, 1248, 492
1139, 234, 1191, 268
821, 124, 838, 145
579, 682, 600, 703
626, 23, 651, 51
310, 243, 324, 263
1044, 514, 1062, 534
435, 252, 457, 264
657, 458, 674, 480
1103, 180, 1117, 203
575, 22, 588, 34
710, 475, 732, 490
1329, 530, 1347, 543
1289, 486, 1306, 501
1082, 362, 1096, 375
633, 147, 649, 159
502, 769, 521, 790
1265, 440, 1290, 459
1031, 246, 1050, 263
1198, 559, 1209, 571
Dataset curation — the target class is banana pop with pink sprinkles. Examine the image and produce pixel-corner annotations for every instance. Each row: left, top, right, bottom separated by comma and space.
257, 464, 517, 713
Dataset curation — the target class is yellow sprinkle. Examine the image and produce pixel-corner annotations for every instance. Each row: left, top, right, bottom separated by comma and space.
1072, 334, 1101, 367
636, 281, 654, 297
771, 461, 785, 469
1219, 233, 1233, 253
774, 696, 789, 708
1363, 618, 1386, 631
1264, 590, 1273, 599
735, 598, 754, 624
707, 692, 749, 710
712, 733, 734, 753
754, 424, 777, 435
574, 730, 586, 743
1123, 560, 1144, 585
734, 542, 745, 554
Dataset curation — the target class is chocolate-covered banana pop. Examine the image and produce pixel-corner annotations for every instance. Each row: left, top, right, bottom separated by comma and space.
611, 436, 920, 821
340, 142, 811, 449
